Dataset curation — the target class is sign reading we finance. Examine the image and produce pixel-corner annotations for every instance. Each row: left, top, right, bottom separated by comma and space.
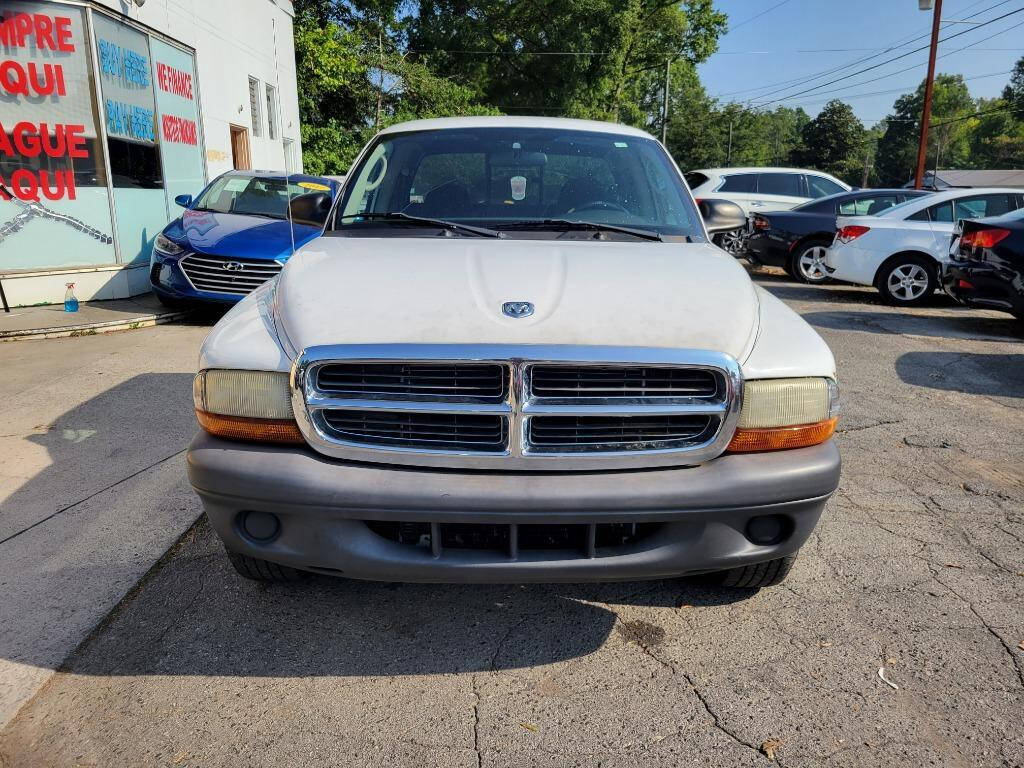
155, 60, 198, 146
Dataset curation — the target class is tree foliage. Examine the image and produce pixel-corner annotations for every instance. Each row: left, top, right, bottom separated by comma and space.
292, 6, 1024, 185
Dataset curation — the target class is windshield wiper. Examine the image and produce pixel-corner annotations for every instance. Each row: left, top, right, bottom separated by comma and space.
337, 212, 503, 238
495, 219, 663, 242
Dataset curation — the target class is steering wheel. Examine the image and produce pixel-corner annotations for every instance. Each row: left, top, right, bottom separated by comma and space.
567, 200, 630, 215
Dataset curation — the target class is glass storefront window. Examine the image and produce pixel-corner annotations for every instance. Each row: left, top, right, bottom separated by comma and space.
92, 11, 167, 266
150, 37, 204, 212
0, 1, 117, 270
1, 1, 207, 278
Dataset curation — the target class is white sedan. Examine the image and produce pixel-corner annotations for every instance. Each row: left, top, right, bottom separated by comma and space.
825, 187, 1024, 305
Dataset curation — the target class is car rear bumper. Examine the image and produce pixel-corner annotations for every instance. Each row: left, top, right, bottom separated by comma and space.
186, 433, 841, 583
824, 243, 882, 286
942, 262, 1024, 316
746, 233, 791, 267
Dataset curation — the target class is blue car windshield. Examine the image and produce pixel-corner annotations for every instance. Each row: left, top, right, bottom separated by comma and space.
193, 175, 331, 222
335, 127, 698, 237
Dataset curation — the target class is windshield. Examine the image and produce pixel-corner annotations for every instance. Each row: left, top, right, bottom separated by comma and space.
334, 127, 699, 238
193, 174, 333, 223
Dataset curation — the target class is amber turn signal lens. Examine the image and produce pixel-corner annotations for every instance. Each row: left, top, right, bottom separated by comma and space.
727, 417, 837, 453
196, 409, 305, 444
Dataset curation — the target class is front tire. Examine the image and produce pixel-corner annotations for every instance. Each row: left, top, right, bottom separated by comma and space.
876, 254, 936, 306
226, 550, 307, 583
790, 240, 831, 284
708, 554, 797, 589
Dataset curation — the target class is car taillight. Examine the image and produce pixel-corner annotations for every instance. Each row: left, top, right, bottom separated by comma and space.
752, 215, 771, 230
961, 228, 1010, 249
836, 225, 870, 243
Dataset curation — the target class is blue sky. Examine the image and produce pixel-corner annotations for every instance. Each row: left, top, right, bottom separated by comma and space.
698, 0, 1024, 126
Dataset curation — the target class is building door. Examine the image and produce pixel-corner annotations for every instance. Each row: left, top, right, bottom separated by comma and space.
230, 125, 251, 170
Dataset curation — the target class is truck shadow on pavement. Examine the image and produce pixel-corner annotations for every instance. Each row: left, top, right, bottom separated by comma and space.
55, 519, 754, 679
895, 351, 1024, 397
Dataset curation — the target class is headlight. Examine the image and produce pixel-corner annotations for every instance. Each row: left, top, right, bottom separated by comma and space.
728, 377, 838, 452
193, 369, 304, 444
154, 233, 184, 255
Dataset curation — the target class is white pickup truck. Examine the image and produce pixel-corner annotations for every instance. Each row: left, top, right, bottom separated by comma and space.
187, 116, 841, 588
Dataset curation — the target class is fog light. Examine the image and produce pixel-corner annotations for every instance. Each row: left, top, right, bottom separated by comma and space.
746, 515, 788, 545
241, 511, 280, 541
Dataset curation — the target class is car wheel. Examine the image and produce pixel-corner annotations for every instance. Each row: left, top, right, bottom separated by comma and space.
713, 228, 747, 256
225, 549, 307, 583
790, 241, 831, 284
877, 255, 936, 306
708, 554, 797, 589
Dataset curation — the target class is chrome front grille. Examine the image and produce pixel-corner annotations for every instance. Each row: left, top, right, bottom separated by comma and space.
316, 363, 507, 402
179, 254, 283, 296
292, 345, 742, 470
530, 365, 718, 399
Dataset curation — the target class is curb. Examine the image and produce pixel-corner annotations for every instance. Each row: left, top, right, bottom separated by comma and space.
0, 309, 192, 341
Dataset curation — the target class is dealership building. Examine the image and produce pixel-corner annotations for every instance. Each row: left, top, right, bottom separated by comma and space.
0, 0, 303, 306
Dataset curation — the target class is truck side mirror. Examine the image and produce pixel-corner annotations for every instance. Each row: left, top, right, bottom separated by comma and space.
698, 199, 746, 234
174, 194, 193, 208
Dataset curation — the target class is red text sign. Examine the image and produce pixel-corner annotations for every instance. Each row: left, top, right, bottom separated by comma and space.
156, 61, 193, 100
161, 114, 197, 145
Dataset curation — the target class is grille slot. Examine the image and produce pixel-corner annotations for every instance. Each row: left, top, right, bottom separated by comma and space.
528, 414, 714, 451
320, 409, 507, 452
316, 363, 507, 401
530, 365, 718, 399
365, 520, 661, 558
180, 254, 282, 296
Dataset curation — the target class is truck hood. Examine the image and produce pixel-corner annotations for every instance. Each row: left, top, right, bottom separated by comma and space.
274, 237, 760, 360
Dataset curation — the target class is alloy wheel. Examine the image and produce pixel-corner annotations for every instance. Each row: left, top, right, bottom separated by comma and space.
886, 263, 930, 302
797, 246, 829, 283
717, 229, 746, 255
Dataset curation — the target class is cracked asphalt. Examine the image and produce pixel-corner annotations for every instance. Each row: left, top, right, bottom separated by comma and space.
1, 271, 1023, 767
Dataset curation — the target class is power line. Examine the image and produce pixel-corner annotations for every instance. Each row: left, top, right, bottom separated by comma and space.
750, 5, 1024, 107
788, 69, 1011, 108
756, 16, 1024, 108
709, 0, 1016, 99
726, 0, 795, 33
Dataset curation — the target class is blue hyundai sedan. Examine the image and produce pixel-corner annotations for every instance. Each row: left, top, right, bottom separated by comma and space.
150, 170, 341, 306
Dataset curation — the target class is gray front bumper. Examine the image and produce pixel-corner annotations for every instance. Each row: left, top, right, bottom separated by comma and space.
187, 434, 840, 583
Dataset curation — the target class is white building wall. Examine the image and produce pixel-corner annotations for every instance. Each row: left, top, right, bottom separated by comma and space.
93, 0, 303, 178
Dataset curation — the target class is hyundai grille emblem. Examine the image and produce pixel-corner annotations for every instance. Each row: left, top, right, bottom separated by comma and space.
502, 301, 534, 319
223, 261, 244, 272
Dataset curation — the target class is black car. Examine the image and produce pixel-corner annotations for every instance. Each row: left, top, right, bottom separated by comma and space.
943, 208, 1024, 321
746, 189, 932, 283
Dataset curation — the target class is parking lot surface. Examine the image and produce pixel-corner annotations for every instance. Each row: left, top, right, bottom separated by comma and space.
1, 273, 1022, 768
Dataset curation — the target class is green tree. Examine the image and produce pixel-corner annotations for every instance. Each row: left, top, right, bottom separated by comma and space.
790, 100, 865, 184
1001, 54, 1024, 117
970, 97, 1024, 168
407, 0, 726, 125
874, 73, 975, 186
293, 0, 497, 174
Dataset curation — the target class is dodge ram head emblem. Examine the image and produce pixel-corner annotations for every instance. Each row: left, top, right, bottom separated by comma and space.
223, 261, 245, 272
502, 301, 534, 318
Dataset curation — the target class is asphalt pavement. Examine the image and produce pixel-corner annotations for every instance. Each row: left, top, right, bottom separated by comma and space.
1, 274, 1022, 768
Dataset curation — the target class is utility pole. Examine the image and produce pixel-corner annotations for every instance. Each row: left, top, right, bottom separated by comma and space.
861, 148, 872, 189
726, 120, 734, 167
661, 58, 671, 145
914, 0, 943, 188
